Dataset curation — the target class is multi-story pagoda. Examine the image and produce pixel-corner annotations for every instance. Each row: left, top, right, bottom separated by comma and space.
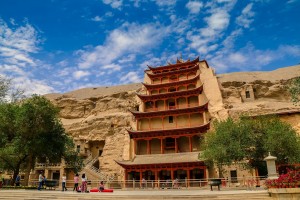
116, 57, 214, 186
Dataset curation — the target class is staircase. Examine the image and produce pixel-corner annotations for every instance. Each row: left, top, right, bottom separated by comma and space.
81, 156, 117, 182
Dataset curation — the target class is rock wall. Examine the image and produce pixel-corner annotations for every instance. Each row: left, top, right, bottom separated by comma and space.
45, 65, 300, 179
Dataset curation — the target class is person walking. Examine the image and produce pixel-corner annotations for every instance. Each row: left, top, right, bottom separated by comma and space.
37, 172, 44, 191
61, 173, 67, 191
15, 174, 21, 186
73, 173, 79, 192
81, 173, 87, 193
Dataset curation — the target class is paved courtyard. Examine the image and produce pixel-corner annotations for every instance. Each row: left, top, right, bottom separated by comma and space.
0, 189, 271, 200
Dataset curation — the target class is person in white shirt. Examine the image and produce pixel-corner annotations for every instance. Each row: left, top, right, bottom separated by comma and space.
62, 173, 67, 191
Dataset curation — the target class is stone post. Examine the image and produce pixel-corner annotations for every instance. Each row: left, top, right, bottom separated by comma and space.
264, 152, 278, 179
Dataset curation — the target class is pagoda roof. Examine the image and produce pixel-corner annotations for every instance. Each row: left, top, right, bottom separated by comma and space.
136, 85, 203, 101
148, 57, 199, 72
115, 152, 203, 167
142, 74, 200, 90
145, 64, 199, 78
130, 101, 208, 119
127, 121, 210, 139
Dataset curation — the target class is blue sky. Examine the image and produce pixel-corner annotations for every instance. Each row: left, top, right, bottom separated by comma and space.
0, 0, 300, 95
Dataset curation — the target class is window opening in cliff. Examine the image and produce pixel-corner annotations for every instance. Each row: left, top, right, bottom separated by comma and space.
99, 150, 103, 156
246, 91, 250, 98
135, 105, 139, 111
76, 145, 80, 153
169, 116, 174, 123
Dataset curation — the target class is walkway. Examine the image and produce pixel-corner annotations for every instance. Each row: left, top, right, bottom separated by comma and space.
0, 189, 271, 200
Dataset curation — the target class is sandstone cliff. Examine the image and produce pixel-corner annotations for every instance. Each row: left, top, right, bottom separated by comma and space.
45, 65, 300, 178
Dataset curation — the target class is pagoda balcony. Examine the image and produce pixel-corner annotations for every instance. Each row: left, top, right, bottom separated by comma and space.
127, 122, 210, 139
145, 102, 199, 112
143, 74, 199, 90
137, 85, 203, 101
145, 64, 199, 79
147, 57, 199, 73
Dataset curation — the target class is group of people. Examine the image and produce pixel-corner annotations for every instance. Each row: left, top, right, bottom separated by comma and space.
72, 173, 105, 192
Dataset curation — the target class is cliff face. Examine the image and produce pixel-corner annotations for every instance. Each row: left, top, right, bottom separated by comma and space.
45, 84, 142, 177
45, 65, 300, 177
217, 65, 300, 132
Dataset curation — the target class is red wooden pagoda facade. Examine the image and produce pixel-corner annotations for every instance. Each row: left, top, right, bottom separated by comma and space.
116, 57, 211, 186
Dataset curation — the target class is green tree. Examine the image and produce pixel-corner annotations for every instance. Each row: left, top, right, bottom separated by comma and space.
0, 95, 82, 185
289, 77, 300, 104
201, 116, 300, 177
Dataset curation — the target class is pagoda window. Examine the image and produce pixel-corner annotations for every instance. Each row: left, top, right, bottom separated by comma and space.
151, 90, 158, 95
152, 78, 160, 84
145, 101, 154, 109
159, 88, 167, 93
187, 84, 196, 90
168, 116, 174, 123
168, 101, 175, 109
188, 96, 198, 107
178, 86, 186, 91
187, 72, 196, 79
161, 77, 168, 83
169, 87, 176, 92
165, 137, 175, 149
169, 75, 177, 82
156, 100, 164, 111
179, 74, 186, 81
177, 97, 186, 108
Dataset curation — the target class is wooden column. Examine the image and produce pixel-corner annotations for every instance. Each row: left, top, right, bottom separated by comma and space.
155, 170, 158, 188
175, 137, 178, 153
160, 138, 163, 154
148, 118, 151, 130
164, 99, 167, 110
136, 119, 139, 130
171, 169, 174, 181
134, 139, 137, 155
162, 117, 165, 130
189, 136, 192, 152
189, 113, 191, 127
147, 139, 151, 154
187, 169, 190, 187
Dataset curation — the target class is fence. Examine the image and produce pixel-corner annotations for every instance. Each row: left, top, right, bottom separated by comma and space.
27, 176, 267, 190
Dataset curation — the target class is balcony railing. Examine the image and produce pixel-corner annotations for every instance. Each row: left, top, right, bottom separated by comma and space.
145, 103, 199, 112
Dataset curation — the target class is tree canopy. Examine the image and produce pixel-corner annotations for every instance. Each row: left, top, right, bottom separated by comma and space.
289, 77, 300, 105
0, 95, 82, 184
201, 115, 300, 177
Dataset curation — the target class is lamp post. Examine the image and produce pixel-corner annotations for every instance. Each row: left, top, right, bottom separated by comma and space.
264, 152, 278, 179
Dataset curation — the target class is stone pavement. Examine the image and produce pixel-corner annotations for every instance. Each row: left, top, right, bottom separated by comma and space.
0, 189, 272, 200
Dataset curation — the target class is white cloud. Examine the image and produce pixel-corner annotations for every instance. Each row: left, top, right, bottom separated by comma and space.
236, 3, 255, 28
0, 19, 40, 68
91, 16, 103, 22
102, 0, 123, 9
155, 0, 177, 7
73, 70, 91, 80
102, 63, 121, 71
228, 53, 247, 64
78, 23, 167, 69
210, 44, 300, 72
12, 76, 55, 95
205, 10, 230, 31
186, 1, 203, 14
120, 71, 142, 83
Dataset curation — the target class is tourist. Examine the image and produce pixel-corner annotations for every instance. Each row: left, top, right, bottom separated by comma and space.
61, 173, 67, 191
173, 178, 179, 189
37, 172, 44, 191
141, 178, 146, 189
73, 173, 79, 192
99, 181, 104, 192
81, 173, 87, 193
15, 174, 21, 186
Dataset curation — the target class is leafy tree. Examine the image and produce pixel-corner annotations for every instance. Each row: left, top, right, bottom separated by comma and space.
289, 77, 300, 105
0, 95, 82, 185
201, 116, 300, 177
